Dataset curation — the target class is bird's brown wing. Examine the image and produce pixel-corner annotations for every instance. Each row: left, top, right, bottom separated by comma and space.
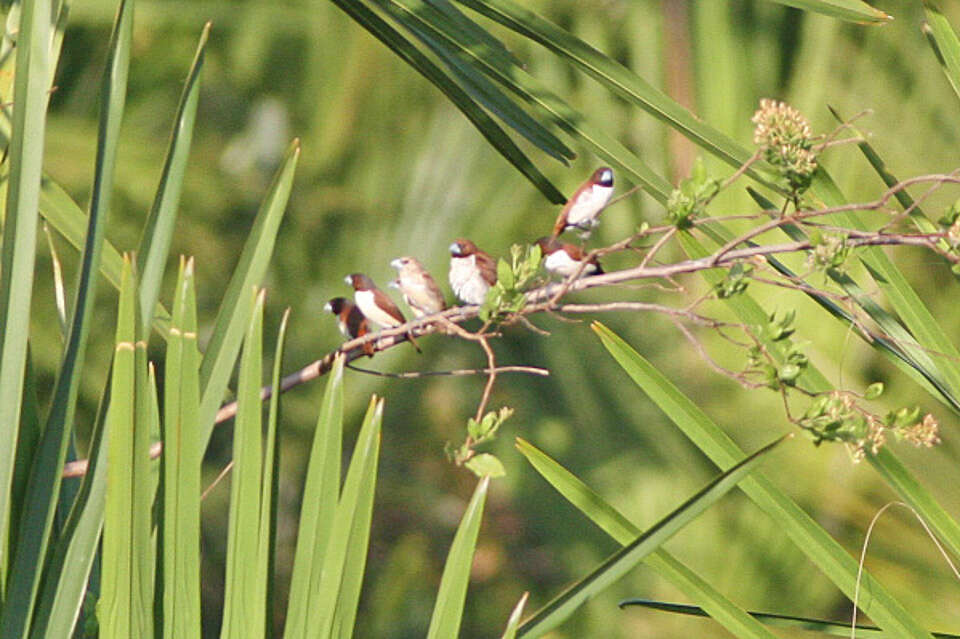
419, 271, 447, 310
475, 251, 498, 286
373, 288, 406, 324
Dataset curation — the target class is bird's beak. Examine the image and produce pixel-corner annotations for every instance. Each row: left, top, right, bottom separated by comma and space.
387, 279, 399, 289
449, 242, 461, 256
323, 302, 332, 312
390, 258, 402, 269
343, 275, 352, 286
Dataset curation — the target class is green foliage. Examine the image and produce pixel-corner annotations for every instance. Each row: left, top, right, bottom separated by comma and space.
666, 158, 720, 227
478, 243, 542, 322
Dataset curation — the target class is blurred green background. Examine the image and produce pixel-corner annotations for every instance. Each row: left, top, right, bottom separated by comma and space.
38, 0, 960, 636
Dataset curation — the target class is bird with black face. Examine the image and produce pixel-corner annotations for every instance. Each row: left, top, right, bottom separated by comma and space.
323, 297, 375, 357
448, 238, 497, 305
389, 256, 446, 317
551, 167, 614, 239
345, 273, 421, 352
535, 237, 604, 278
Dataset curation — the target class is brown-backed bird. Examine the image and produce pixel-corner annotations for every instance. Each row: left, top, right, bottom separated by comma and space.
448, 239, 497, 305
345, 273, 421, 352
535, 237, 604, 277
389, 256, 446, 317
551, 167, 614, 239
323, 297, 374, 357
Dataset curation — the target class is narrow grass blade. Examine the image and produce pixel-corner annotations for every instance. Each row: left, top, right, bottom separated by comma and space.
199, 140, 299, 448
378, 0, 673, 202
309, 396, 383, 638
516, 438, 780, 639
517, 436, 787, 638
8, 351, 40, 574
593, 322, 936, 639
43, 224, 69, 340
254, 308, 290, 638
220, 289, 266, 639
618, 600, 960, 638
162, 257, 202, 639
283, 355, 345, 639
0, 0, 52, 585
760, 0, 891, 23
0, 0, 132, 632
329, 0, 565, 204
455, 0, 775, 191
923, 2, 960, 103
500, 592, 528, 639
426, 476, 490, 639
100, 255, 153, 638
136, 23, 209, 329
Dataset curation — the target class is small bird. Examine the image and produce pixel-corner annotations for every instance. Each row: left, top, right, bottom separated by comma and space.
551, 167, 614, 239
535, 237, 604, 278
323, 297, 374, 357
449, 239, 497, 305
389, 256, 446, 317
345, 273, 421, 352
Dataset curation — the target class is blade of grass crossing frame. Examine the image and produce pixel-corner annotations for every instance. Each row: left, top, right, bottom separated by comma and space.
220, 289, 266, 639
376, 0, 673, 202
43, 224, 69, 340
253, 309, 290, 638
162, 257, 202, 639
517, 436, 788, 638
328, 0, 566, 204
923, 2, 960, 103
199, 141, 299, 448
136, 23, 209, 329
515, 438, 780, 639
592, 322, 936, 639
426, 476, 490, 639
500, 592, 528, 639
0, 0, 51, 587
100, 256, 154, 638
0, 1, 132, 633
760, 0, 890, 23
283, 356, 346, 639
8, 352, 40, 573
618, 600, 957, 638
309, 396, 383, 638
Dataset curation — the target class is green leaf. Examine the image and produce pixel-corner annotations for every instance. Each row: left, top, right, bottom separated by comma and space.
137, 22, 210, 330
516, 438, 780, 639
426, 476, 490, 639
1, 0, 132, 632
759, 0, 891, 23
329, 0, 565, 203
497, 258, 515, 290
283, 355, 345, 639
517, 436, 787, 638
923, 2, 960, 103
0, 0, 52, 588
465, 453, 506, 478
220, 289, 266, 639
500, 592, 528, 639
592, 322, 936, 639
42, 224, 69, 340
198, 139, 299, 448
618, 600, 960, 638
162, 257, 202, 639
100, 255, 154, 639
310, 396, 383, 637
865, 382, 884, 400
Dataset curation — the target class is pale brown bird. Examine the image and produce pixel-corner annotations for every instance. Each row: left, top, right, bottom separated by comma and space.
551, 167, 614, 239
389, 256, 446, 317
448, 239, 497, 305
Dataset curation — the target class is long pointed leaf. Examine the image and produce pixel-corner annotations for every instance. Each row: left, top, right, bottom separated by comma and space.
199, 140, 299, 448
0, 0, 52, 585
923, 2, 960, 103
516, 438, 780, 639
760, 0, 891, 23
426, 476, 490, 639
517, 435, 788, 638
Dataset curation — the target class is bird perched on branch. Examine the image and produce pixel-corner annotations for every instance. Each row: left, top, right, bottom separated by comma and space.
389, 256, 446, 317
345, 273, 421, 352
449, 238, 497, 305
535, 237, 604, 277
551, 167, 614, 239
323, 297, 375, 357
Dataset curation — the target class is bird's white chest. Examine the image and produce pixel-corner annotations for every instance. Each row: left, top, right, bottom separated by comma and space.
566, 184, 614, 226
544, 250, 580, 277
354, 290, 399, 328
449, 255, 490, 305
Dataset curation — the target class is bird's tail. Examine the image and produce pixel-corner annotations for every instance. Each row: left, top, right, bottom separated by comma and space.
406, 331, 422, 354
